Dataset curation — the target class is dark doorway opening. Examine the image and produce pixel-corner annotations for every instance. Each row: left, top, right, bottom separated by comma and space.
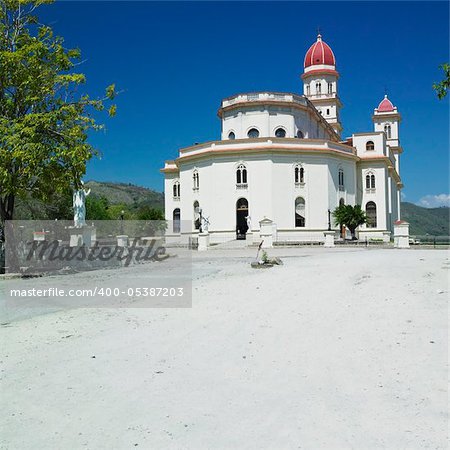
236, 198, 249, 240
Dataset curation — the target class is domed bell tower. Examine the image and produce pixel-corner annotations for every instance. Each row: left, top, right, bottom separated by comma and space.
302, 34, 343, 137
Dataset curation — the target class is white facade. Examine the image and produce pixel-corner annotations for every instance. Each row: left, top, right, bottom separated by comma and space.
161, 34, 404, 244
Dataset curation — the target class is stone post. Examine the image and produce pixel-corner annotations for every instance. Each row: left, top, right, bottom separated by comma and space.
117, 235, 129, 247
394, 221, 410, 248
323, 230, 335, 248
259, 217, 274, 248
198, 232, 210, 251
382, 231, 391, 243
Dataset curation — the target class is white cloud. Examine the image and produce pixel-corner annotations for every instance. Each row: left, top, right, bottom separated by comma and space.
417, 194, 450, 208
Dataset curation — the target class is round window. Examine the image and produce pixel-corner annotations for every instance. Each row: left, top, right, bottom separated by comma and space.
247, 128, 259, 139
275, 128, 286, 138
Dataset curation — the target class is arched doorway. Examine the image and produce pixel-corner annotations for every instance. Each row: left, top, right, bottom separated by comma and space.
236, 198, 249, 240
193, 201, 201, 230
173, 208, 180, 233
366, 201, 377, 228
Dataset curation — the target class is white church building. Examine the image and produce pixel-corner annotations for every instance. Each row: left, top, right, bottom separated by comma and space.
161, 34, 404, 244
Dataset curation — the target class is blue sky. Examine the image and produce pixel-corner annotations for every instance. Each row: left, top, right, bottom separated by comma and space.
41, 1, 449, 206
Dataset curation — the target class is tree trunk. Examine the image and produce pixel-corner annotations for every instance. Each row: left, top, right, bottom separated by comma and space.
0, 193, 15, 242
349, 226, 357, 240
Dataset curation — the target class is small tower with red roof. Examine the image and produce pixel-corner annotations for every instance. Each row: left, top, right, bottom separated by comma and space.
302, 33, 343, 136
373, 94, 403, 172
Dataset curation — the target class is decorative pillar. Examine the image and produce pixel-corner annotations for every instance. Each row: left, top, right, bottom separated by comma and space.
394, 220, 409, 248
259, 217, 274, 248
198, 232, 210, 251
323, 231, 335, 247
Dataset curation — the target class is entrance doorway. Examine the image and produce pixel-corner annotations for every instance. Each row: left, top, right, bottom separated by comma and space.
236, 198, 249, 240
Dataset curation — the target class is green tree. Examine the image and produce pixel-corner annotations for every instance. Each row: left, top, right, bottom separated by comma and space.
136, 205, 164, 221
333, 204, 367, 240
86, 195, 110, 220
433, 63, 450, 99
0, 0, 117, 240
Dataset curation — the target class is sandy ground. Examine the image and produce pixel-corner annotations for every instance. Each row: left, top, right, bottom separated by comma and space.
0, 247, 448, 449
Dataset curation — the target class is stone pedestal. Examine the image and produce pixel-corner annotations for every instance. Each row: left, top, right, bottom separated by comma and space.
382, 231, 391, 243
33, 231, 47, 242
198, 232, 210, 251
394, 221, 410, 248
323, 231, 335, 248
69, 226, 96, 247
116, 235, 129, 247
259, 217, 274, 248
246, 231, 253, 246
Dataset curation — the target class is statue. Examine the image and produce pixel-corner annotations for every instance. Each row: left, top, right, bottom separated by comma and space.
202, 215, 210, 232
73, 182, 91, 228
245, 215, 252, 232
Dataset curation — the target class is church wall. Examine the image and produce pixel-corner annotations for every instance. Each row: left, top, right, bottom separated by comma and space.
352, 133, 385, 157
357, 162, 389, 234
221, 107, 330, 140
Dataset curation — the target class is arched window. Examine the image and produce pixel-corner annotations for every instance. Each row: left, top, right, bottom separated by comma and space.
228, 131, 235, 140
295, 197, 306, 227
294, 164, 305, 184
173, 181, 180, 198
366, 141, 375, 151
366, 201, 377, 228
173, 208, 180, 233
247, 128, 259, 138
275, 127, 286, 138
306, 85, 310, 96
316, 82, 322, 95
193, 170, 199, 190
365, 173, 376, 190
339, 198, 345, 207
296, 130, 304, 139
384, 124, 391, 139
328, 82, 333, 94
236, 164, 247, 186
326, 108, 330, 116
193, 201, 201, 230
338, 169, 344, 190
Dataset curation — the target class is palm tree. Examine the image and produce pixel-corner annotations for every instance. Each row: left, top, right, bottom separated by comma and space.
333, 204, 367, 240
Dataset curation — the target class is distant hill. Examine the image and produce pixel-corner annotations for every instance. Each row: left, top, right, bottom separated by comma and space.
85, 181, 164, 211
401, 202, 449, 236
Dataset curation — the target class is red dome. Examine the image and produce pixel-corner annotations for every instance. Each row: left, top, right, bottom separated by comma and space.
377, 95, 395, 112
304, 34, 336, 68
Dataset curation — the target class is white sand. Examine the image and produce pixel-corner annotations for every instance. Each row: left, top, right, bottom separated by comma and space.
0, 248, 448, 449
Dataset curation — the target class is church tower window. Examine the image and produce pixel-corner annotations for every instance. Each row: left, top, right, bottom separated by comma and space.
294, 164, 305, 184
296, 130, 304, 139
236, 164, 247, 186
366, 201, 377, 228
173, 181, 180, 199
228, 131, 235, 140
193, 170, 199, 190
295, 197, 306, 227
384, 124, 391, 139
306, 85, 310, 96
316, 82, 322, 95
366, 173, 375, 190
338, 169, 344, 190
328, 83, 333, 94
366, 141, 375, 151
